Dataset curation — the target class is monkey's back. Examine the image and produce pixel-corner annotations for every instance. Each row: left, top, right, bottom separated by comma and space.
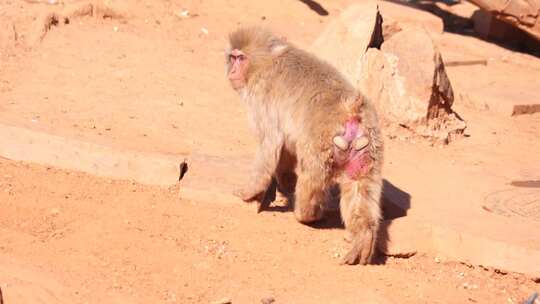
266, 45, 362, 144
275, 46, 357, 102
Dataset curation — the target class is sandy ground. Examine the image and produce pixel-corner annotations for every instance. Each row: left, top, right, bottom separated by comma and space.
1, 158, 538, 304
1, 0, 539, 303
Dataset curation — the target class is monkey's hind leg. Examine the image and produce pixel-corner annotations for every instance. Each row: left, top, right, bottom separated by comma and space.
292, 156, 330, 224
339, 177, 382, 265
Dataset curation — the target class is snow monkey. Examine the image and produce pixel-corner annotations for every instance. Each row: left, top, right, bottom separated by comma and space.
225, 27, 384, 265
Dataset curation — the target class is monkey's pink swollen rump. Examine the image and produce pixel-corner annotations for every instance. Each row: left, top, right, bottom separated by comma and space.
344, 152, 372, 179
333, 118, 373, 179
343, 118, 361, 141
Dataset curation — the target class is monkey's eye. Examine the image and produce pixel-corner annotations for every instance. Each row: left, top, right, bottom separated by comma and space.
229, 54, 246, 63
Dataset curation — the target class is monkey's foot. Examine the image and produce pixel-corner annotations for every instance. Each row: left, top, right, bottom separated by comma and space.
294, 203, 324, 224
340, 229, 375, 265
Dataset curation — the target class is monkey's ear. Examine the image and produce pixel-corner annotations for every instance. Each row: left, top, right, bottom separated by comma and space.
269, 38, 288, 56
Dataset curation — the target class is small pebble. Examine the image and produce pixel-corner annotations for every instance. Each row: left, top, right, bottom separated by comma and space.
211, 298, 231, 304
178, 9, 190, 18
261, 297, 275, 304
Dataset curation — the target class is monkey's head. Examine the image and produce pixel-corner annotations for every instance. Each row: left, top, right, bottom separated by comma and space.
225, 27, 288, 91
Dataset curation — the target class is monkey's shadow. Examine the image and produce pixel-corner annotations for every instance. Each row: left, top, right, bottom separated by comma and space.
261, 178, 411, 264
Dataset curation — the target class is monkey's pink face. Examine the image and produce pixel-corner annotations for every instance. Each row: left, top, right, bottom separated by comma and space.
228, 49, 249, 90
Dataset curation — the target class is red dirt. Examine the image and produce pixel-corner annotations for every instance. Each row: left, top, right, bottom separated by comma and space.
1, 0, 539, 303
1, 158, 538, 304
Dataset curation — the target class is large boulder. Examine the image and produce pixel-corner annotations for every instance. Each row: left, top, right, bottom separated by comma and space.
311, 0, 382, 86
312, 4, 466, 143
359, 28, 466, 143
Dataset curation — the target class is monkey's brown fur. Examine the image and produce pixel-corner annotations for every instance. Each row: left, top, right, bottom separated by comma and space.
226, 27, 384, 265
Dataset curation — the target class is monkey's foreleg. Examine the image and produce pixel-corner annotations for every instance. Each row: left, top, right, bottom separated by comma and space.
339, 178, 382, 265
233, 178, 271, 202
234, 137, 284, 204
274, 148, 298, 198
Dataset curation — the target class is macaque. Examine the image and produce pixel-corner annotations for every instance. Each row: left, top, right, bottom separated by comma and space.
226, 27, 383, 265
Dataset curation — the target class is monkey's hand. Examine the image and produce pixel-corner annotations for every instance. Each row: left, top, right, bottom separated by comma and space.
341, 227, 375, 265
233, 181, 268, 202
236, 136, 283, 203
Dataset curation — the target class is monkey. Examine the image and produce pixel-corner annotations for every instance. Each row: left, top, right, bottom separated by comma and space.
225, 27, 383, 265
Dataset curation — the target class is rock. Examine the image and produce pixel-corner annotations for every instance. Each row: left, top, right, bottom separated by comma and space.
468, 0, 540, 42
311, 0, 382, 86
512, 104, 540, 116
472, 9, 533, 45
261, 297, 275, 304
358, 28, 466, 143
25, 1, 127, 46
381, 20, 402, 41
211, 298, 232, 304
312, 4, 465, 143
380, 29, 454, 122
0, 123, 184, 186
378, 215, 540, 277
378, 1, 444, 36
377, 218, 428, 257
